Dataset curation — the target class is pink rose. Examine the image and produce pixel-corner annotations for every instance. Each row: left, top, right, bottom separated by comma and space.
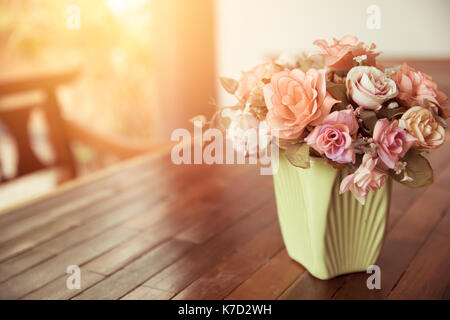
391, 62, 448, 116
372, 118, 415, 169
305, 109, 358, 163
313, 35, 380, 72
263, 68, 339, 140
340, 154, 387, 205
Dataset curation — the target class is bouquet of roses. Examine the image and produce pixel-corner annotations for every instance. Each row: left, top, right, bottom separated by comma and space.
198, 35, 448, 204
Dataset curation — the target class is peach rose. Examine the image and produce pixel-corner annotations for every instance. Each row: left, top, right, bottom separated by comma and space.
399, 106, 445, 149
391, 62, 448, 116
372, 119, 415, 169
263, 68, 339, 140
340, 154, 387, 205
313, 35, 380, 72
346, 66, 398, 110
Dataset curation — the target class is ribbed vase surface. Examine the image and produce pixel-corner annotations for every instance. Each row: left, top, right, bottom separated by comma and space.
273, 153, 391, 280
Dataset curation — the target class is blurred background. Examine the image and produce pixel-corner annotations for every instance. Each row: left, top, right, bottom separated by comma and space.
0, 0, 449, 209
216, 0, 450, 104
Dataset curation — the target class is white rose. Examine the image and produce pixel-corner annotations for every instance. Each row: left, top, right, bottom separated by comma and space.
275, 52, 300, 69
225, 110, 270, 156
346, 66, 398, 110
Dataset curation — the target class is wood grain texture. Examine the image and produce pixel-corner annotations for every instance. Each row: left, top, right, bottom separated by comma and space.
21, 271, 105, 300
173, 252, 266, 300
145, 198, 277, 293
173, 221, 284, 300
0, 160, 215, 279
73, 239, 195, 300
0, 227, 137, 299
226, 250, 305, 300
279, 272, 347, 300
121, 286, 175, 300
388, 209, 450, 299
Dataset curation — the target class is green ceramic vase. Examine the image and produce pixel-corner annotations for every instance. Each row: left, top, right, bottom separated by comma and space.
272, 152, 391, 280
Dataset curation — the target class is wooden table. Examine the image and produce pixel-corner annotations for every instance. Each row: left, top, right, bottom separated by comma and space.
0, 61, 449, 300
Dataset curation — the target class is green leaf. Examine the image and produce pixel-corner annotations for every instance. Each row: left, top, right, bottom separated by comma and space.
435, 115, 448, 128
389, 149, 434, 188
326, 81, 350, 111
351, 138, 368, 148
219, 77, 238, 95
376, 106, 406, 120
285, 143, 310, 169
324, 157, 347, 170
359, 110, 378, 135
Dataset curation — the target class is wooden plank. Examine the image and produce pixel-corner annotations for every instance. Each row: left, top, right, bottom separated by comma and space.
331, 240, 416, 300
0, 179, 116, 243
0, 165, 240, 280
387, 184, 423, 232
0, 227, 137, 299
0, 159, 168, 239
145, 199, 278, 293
0, 150, 170, 224
173, 252, 266, 300
443, 284, 450, 300
125, 176, 268, 252
279, 272, 346, 300
173, 221, 284, 300
436, 165, 450, 189
388, 188, 448, 245
83, 234, 166, 276
86, 200, 220, 275
425, 136, 450, 176
236, 221, 284, 259
387, 140, 450, 232
0, 186, 146, 262
73, 239, 195, 300
121, 286, 175, 300
226, 249, 305, 300
0, 154, 196, 237
0, 159, 175, 249
121, 164, 254, 231
332, 186, 449, 299
2, 190, 161, 268
21, 271, 104, 300
0, 248, 55, 283
0, 217, 81, 262
82, 170, 263, 280
175, 174, 273, 243
121, 173, 246, 232
0, 162, 212, 256
388, 210, 450, 299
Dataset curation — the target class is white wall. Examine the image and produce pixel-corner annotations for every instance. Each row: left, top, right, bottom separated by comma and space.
215, 0, 450, 103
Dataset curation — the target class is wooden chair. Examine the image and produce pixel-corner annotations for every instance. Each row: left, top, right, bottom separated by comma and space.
0, 69, 165, 184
